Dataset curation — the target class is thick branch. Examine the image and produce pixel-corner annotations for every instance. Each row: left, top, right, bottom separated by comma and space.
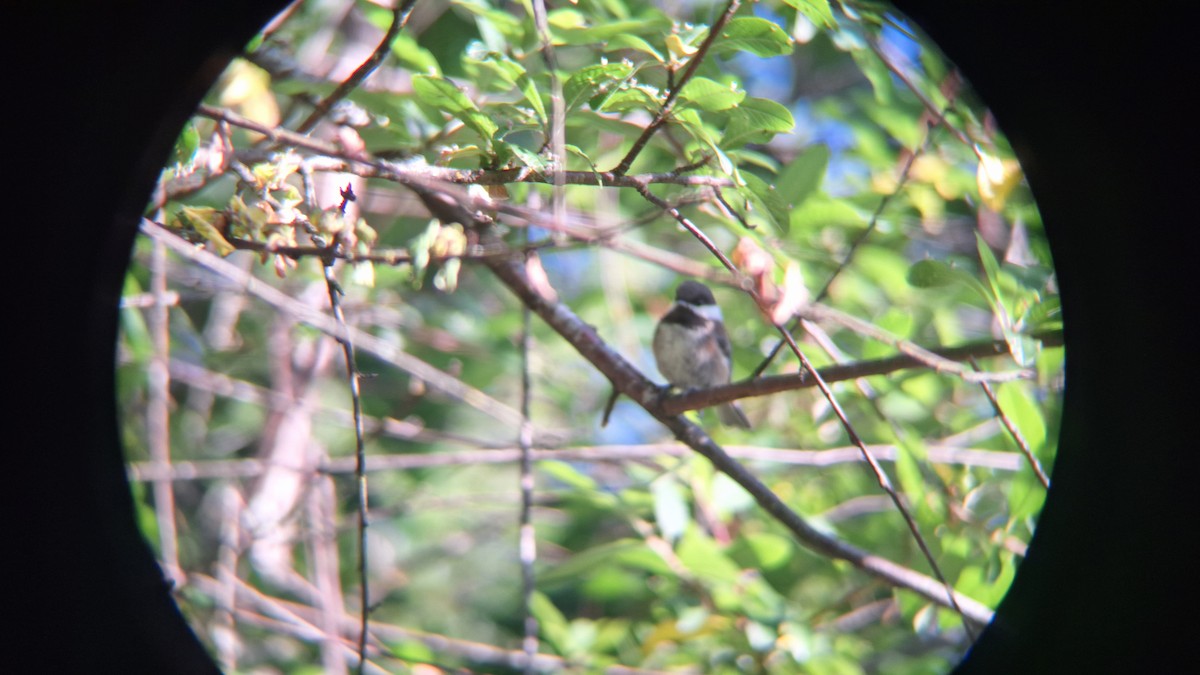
661, 329, 1061, 415
481, 246, 993, 627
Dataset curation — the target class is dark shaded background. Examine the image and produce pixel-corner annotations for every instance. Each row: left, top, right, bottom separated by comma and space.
4, 2, 1191, 672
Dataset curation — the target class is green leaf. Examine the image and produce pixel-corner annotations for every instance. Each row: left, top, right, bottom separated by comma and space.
603, 34, 664, 62
1023, 295, 1062, 331
538, 540, 673, 587
652, 476, 689, 542
676, 528, 741, 584
894, 437, 931, 517
739, 171, 789, 231
410, 74, 498, 149
781, 0, 837, 28
673, 108, 732, 175
451, 0, 526, 45
172, 121, 200, 165
996, 382, 1047, 455
463, 51, 546, 123
907, 259, 971, 288
710, 17, 795, 57
176, 206, 234, 256
1007, 469, 1047, 521
530, 592, 570, 654
775, 144, 829, 210
907, 258, 992, 306
743, 532, 793, 570
563, 62, 635, 110
789, 194, 865, 231
850, 45, 895, 105
389, 32, 441, 75
594, 85, 660, 114
502, 141, 548, 174
678, 76, 745, 112
976, 232, 1005, 312
551, 11, 673, 45
564, 144, 600, 173
721, 97, 794, 148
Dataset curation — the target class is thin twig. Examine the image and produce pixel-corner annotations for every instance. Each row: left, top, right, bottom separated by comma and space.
294, 0, 419, 135
140, 220, 526, 428
212, 485, 243, 672
970, 357, 1051, 489
631, 184, 975, 636
517, 240, 539, 672
197, 104, 741, 189
159, 357, 540, 449
147, 236, 184, 586
610, 0, 742, 175
128, 442, 1026, 483
865, 35, 979, 157
803, 302, 1036, 382
530, 0, 566, 240
190, 572, 681, 674
320, 185, 371, 673
769, 320, 977, 640
750, 116, 936, 378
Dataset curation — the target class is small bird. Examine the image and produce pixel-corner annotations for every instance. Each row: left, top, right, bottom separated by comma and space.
652, 280, 751, 428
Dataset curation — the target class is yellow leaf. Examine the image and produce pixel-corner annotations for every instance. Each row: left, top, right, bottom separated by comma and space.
177, 206, 234, 256
218, 59, 279, 131
977, 152, 1023, 211
665, 34, 698, 60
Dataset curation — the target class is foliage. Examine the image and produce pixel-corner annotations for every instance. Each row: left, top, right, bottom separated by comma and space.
119, 0, 1061, 672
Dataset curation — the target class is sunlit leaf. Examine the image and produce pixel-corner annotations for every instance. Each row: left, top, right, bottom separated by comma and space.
463, 50, 546, 123
781, 0, 837, 28
997, 381, 1048, 454
176, 206, 234, 256
710, 17, 795, 57
411, 74, 498, 149
652, 476, 689, 542
390, 32, 441, 75
676, 528, 740, 584
977, 151, 1024, 211
605, 34, 664, 62
563, 62, 635, 110
531, 592, 570, 653
678, 76, 745, 112
555, 15, 673, 45
722, 96, 794, 148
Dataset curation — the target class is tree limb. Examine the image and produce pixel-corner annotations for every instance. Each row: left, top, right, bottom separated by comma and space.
481, 244, 994, 627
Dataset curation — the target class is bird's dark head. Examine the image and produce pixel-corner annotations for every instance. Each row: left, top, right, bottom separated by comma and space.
675, 280, 717, 307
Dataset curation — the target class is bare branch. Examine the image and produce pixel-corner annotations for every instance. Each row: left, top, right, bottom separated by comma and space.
128, 442, 1026, 482
659, 330, 1059, 416
189, 573, 679, 674
318, 184, 371, 673
140, 219, 526, 429
147, 237, 183, 586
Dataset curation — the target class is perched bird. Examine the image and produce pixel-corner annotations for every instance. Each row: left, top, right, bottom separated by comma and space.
652, 280, 751, 428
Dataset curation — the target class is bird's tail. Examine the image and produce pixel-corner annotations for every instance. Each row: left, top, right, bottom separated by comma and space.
717, 402, 751, 428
